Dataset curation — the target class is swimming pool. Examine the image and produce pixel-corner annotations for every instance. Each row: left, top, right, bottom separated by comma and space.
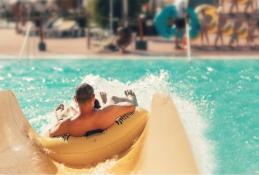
0, 58, 258, 174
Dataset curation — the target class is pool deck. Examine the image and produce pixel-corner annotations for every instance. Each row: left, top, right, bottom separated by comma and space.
0, 28, 258, 60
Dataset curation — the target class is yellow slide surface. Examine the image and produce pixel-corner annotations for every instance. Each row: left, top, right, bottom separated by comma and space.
0, 91, 198, 174
0, 91, 57, 174
110, 93, 199, 174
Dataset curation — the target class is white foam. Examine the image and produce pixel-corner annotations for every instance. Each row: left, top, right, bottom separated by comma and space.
37, 71, 215, 174
173, 95, 216, 174
81, 70, 171, 111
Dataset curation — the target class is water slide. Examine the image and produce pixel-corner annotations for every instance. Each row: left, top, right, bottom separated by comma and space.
0, 90, 198, 174
110, 93, 198, 174
0, 91, 57, 174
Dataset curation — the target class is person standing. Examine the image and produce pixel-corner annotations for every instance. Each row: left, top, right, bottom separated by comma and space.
199, 9, 211, 46
214, 7, 227, 48
229, 0, 239, 14
13, 1, 22, 33
219, 0, 225, 12
228, 17, 242, 49
246, 16, 256, 49
244, 0, 255, 14
173, 0, 188, 49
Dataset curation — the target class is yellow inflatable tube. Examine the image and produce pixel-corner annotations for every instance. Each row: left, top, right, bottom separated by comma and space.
223, 20, 234, 36
195, 4, 218, 34
237, 26, 248, 39
39, 108, 148, 167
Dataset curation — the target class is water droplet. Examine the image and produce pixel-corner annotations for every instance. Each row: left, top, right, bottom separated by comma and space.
207, 67, 214, 72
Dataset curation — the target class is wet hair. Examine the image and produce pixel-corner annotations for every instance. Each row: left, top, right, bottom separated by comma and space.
75, 83, 94, 104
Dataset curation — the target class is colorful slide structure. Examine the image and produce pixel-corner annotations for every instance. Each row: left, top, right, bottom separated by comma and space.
154, 3, 250, 40
0, 90, 199, 174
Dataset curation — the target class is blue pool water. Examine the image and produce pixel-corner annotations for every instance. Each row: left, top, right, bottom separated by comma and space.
0, 59, 258, 174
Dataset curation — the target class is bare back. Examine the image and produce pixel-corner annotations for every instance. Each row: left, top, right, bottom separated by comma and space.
49, 104, 135, 137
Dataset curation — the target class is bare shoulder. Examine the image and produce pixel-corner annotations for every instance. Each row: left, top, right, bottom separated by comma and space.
53, 118, 70, 129
49, 118, 71, 137
97, 104, 135, 117
93, 104, 135, 130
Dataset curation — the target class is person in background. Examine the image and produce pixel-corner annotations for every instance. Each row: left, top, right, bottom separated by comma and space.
13, 1, 22, 33
228, 17, 242, 49
219, 0, 225, 12
199, 9, 210, 46
173, 0, 188, 49
115, 27, 132, 53
246, 16, 257, 49
102, 27, 132, 53
244, 0, 255, 14
214, 7, 227, 48
229, 0, 239, 14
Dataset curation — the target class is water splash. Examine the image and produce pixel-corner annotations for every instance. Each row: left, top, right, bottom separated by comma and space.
173, 95, 216, 174
81, 70, 171, 111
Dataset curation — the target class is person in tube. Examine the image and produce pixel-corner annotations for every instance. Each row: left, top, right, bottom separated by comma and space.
49, 83, 138, 137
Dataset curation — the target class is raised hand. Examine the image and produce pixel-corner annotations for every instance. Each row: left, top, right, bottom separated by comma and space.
100, 91, 108, 104
124, 90, 138, 106
56, 104, 64, 111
